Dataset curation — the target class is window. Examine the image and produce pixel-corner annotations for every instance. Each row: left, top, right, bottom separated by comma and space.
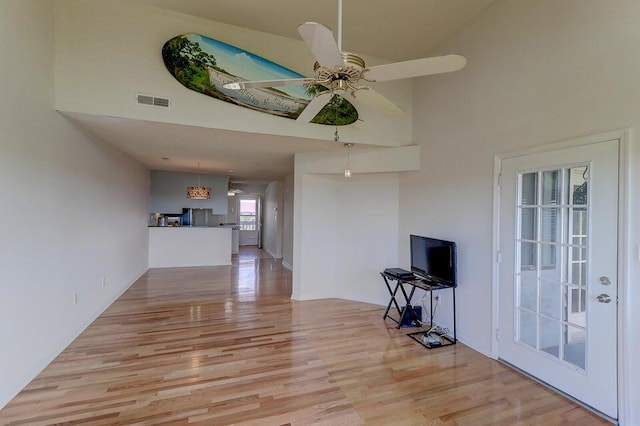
515, 165, 589, 369
239, 199, 257, 231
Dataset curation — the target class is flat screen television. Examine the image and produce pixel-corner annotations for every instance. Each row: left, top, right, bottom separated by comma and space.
410, 235, 457, 287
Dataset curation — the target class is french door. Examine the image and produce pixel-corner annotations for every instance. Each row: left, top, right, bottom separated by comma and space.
498, 139, 619, 418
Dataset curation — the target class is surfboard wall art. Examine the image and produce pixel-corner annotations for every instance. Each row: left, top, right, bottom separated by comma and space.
162, 34, 358, 125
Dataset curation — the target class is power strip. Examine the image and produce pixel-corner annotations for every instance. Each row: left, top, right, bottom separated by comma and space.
421, 332, 442, 347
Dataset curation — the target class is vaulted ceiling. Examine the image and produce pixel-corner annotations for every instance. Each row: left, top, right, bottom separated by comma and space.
70, 0, 496, 181
133, 0, 495, 62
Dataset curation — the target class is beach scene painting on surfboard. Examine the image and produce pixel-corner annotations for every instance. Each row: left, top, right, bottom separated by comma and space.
162, 33, 358, 125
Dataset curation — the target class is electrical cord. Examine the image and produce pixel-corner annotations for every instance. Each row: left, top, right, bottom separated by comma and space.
418, 291, 439, 324
414, 291, 452, 338
407, 289, 453, 347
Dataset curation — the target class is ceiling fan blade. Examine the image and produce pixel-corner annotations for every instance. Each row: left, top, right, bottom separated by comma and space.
298, 22, 344, 69
345, 88, 405, 118
365, 54, 467, 82
223, 77, 315, 90
297, 92, 332, 122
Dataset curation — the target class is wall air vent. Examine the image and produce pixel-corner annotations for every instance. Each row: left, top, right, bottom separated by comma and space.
136, 93, 170, 108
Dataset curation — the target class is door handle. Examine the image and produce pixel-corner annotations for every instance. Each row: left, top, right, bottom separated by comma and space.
596, 294, 611, 304
599, 276, 611, 286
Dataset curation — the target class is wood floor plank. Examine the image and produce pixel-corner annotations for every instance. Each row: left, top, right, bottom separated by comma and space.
0, 247, 609, 425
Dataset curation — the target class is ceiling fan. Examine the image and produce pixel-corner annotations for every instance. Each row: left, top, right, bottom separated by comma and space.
227, 182, 245, 196
223, 0, 466, 123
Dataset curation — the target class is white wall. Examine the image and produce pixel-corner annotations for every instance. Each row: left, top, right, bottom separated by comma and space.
334, 175, 400, 305
150, 170, 228, 214
401, 0, 640, 422
292, 173, 400, 305
281, 174, 294, 269
0, 0, 149, 409
263, 180, 283, 258
53, 0, 413, 148
292, 145, 419, 303
293, 174, 339, 300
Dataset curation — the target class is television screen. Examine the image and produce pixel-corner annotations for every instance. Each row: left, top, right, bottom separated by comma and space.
410, 235, 457, 287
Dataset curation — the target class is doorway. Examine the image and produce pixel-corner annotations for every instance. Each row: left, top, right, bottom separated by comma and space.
497, 138, 619, 419
238, 195, 261, 247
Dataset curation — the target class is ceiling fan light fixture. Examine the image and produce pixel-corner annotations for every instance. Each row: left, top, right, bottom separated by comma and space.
227, 181, 244, 196
219, 0, 465, 123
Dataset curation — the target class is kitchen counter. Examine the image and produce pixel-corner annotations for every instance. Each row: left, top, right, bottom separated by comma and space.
148, 225, 240, 229
148, 227, 232, 268
148, 226, 216, 228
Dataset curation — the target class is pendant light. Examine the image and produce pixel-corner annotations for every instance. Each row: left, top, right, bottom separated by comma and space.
187, 163, 211, 199
334, 118, 353, 178
344, 143, 353, 178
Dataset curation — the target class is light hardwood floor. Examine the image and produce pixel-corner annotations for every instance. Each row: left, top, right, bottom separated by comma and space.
0, 248, 608, 425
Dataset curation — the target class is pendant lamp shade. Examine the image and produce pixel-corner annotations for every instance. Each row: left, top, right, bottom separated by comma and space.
187, 186, 211, 199
187, 163, 211, 199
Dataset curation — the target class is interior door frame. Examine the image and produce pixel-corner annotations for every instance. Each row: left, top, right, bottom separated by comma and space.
490, 129, 632, 423
238, 194, 260, 246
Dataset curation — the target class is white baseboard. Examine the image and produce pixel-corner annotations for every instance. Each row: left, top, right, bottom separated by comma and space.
0, 267, 147, 410
263, 247, 282, 259
456, 333, 495, 359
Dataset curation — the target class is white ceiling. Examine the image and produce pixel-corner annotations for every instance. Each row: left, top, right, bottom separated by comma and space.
67, 1, 495, 182
133, 0, 495, 62
64, 112, 381, 182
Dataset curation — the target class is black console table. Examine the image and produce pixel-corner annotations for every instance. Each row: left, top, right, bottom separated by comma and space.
380, 271, 457, 349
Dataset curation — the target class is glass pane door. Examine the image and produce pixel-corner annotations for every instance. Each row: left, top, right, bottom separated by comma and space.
515, 165, 589, 370
239, 198, 257, 230
499, 138, 618, 417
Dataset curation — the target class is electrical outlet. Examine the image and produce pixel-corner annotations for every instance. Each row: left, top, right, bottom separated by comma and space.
74, 293, 78, 304
101, 276, 106, 287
